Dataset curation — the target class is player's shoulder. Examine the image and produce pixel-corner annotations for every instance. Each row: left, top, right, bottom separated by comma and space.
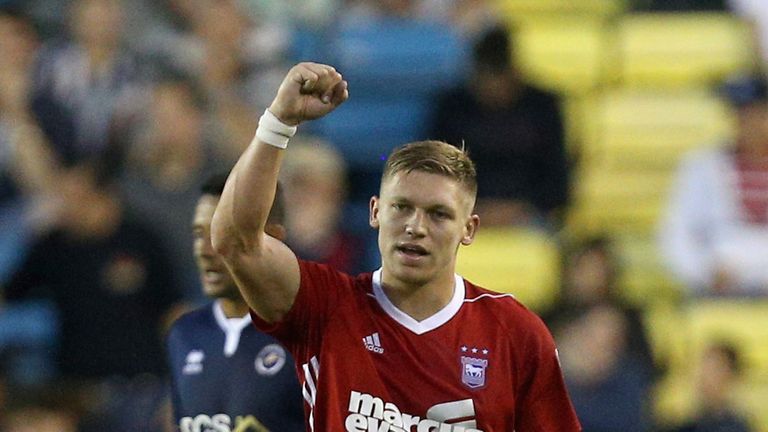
168, 303, 216, 338
462, 280, 548, 332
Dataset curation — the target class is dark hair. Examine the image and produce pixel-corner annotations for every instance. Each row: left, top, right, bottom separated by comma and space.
473, 24, 513, 72
200, 173, 285, 225
152, 66, 208, 112
563, 235, 621, 295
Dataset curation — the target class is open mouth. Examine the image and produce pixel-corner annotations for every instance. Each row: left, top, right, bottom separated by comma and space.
396, 244, 429, 257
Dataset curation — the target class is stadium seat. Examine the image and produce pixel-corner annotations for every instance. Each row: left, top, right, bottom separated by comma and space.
321, 17, 468, 96
510, 17, 615, 95
579, 88, 734, 170
565, 88, 734, 235
456, 227, 560, 312
311, 97, 432, 169
614, 233, 684, 305
295, 17, 468, 171
618, 13, 756, 88
493, 0, 626, 21
566, 168, 672, 235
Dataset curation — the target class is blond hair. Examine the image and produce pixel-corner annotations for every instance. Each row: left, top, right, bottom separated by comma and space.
382, 140, 477, 198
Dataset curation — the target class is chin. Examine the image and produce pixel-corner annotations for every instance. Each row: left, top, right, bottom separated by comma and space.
202, 285, 224, 298
391, 264, 433, 286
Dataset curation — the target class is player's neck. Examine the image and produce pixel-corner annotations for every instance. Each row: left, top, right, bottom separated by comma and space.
380, 270, 456, 322
217, 297, 251, 319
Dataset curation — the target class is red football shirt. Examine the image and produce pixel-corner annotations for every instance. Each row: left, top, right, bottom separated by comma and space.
252, 260, 581, 432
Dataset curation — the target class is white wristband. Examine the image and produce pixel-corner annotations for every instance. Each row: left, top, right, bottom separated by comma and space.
255, 109, 297, 149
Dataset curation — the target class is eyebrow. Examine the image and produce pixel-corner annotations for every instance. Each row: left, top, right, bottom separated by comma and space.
390, 197, 455, 213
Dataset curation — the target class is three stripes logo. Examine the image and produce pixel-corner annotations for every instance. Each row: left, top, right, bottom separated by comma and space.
363, 332, 384, 354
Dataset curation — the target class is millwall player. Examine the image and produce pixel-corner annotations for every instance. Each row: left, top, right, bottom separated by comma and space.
167, 174, 304, 432
212, 63, 581, 431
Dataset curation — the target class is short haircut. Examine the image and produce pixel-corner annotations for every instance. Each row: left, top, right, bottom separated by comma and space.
200, 173, 285, 225
382, 140, 477, 199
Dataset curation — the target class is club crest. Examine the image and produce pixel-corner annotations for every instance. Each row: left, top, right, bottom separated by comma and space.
255, 344, 287, 376
460, 355, 488, 389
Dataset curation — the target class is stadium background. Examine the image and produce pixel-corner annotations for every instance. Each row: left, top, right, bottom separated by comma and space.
1, 0, 767, 430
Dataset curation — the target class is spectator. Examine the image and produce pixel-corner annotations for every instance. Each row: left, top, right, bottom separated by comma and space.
0, 6, 60, 283
663, 342, 753, 432
543, 236, 656, 371
430, 24, 570, 228
555, 303, 652, 432
118, 70, 232, 301
543, 237, 656, 432
29, 0, 144, 166
4, 156, 182, 382
659, 74, 768, 296
279, 137, 368, 274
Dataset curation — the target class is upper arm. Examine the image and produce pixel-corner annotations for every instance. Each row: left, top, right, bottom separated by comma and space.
221, 233, 301, 324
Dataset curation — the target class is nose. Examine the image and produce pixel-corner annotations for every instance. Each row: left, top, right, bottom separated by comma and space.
405, 210, 426, 237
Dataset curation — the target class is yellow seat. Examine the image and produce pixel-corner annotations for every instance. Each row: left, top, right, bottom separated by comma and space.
618, 13, 756, 88
566, 168, 673, 235
456, 227, 560, 312
580, 88, 734, 170
494, 0, 626, 20
511, 17, 614, 95
565, 88, 734, 235
614, 233, 684, 305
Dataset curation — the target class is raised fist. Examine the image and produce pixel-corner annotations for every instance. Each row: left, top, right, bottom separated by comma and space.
268, 62, 349, 126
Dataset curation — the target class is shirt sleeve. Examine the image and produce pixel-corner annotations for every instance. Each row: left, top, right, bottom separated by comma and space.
250, 260, 352, 356
515, 315, 582, 432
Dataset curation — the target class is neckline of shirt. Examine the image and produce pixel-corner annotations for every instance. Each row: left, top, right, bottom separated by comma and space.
212, 301, 252, 357
371, 269, 465, 335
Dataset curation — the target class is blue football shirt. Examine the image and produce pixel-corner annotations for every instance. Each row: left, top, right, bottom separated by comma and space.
167, 302, 304, 432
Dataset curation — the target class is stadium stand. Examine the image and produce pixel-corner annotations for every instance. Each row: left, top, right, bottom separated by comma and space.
456, 227, 560, 312
618, 13, 756, 88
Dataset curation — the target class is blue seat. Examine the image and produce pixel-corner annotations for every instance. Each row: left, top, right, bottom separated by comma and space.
292, 17, 469, 172
312, 97, 431, 168
328, 17, 469, 96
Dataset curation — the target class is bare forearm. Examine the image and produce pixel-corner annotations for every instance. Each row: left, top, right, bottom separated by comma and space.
212, 139, 283, 254
209, 63, 347, 321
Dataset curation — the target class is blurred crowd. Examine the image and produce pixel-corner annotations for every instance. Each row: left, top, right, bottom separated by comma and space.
0, 0, 767, 431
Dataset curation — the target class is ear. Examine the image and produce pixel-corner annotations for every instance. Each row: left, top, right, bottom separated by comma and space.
460, 214, 480, 246
369, 196, 380, 229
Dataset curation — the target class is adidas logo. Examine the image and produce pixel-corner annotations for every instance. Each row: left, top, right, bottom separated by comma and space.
363, 332, 384, 354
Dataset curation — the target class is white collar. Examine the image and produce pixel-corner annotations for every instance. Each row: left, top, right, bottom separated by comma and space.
371, 269, 465, 335
212, 301, 252, 357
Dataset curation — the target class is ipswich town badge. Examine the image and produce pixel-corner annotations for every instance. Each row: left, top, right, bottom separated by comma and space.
461, 355, 489, 389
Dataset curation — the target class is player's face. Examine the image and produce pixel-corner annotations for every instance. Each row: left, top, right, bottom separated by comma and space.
193, 195, 238, 299
370, 171, 479, 287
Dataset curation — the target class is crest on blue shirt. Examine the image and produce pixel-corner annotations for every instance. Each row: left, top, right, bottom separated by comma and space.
461, 355, 489, 389
255, 344, 287, 376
